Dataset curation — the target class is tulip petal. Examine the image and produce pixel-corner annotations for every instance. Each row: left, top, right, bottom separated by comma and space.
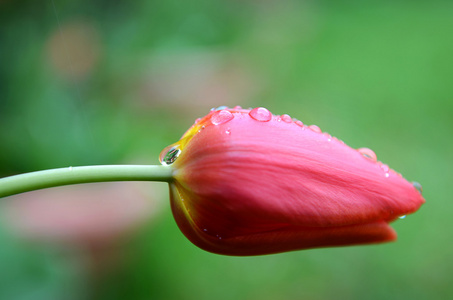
162, 107, 424, 255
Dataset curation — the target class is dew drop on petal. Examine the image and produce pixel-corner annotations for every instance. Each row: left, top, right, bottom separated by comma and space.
399, 215, 407, 219
233, 105, 242, 110
211, 110, 234, 125
412, 181, 423, 194
358, 147, 377, 162
160, 147, 181, 165
249, 107, 272, 122
380, 163, 390, 173
281, 114, 292, 123
225, 128, 231, 135
215, 105, 228, 111
295, 120, 304, 128
309, 125, 322, 133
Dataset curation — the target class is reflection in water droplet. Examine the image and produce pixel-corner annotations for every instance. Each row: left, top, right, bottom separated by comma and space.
399, 215, 407, 219
161, 147, 181, 165
215, 105, 228, 111
249, 107, 272, 122
412, 181, 423, 194
309, 125, 321, 133
225, 129, 231, 135
211, 110, 234, 125
358, 148, 377, 162
281, 114, 292, 123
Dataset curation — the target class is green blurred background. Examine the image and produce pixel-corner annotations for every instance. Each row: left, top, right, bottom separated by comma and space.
0, 0, 451, 299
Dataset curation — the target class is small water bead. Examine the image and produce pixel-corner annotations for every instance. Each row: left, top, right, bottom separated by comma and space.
380, 163, 390, 173
399, 215, 407, 219
295, 120, 304, 128
161, 147, 181, 165
225, 128, 231, 135
323, 132, 332, 141
358, 148, 377, 162
281, 114, 292, 123
233, 105, 242, 110
412, 181, 423, 194
211, 109, 234, 125
249, 107, 272, 122
308, 125, 322, 133
215, 105, 228, 111
194, 118, 201, 124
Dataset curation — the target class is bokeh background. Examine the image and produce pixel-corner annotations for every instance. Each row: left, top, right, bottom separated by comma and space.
0, 0, 451, 299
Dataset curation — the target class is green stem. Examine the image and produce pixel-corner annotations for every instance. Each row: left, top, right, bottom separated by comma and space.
0, 165, 174, 198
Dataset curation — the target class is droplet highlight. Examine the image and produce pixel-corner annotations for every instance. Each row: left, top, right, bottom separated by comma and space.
358, 148, 377, 162
249, 107, 272, 122
412, 181, 423, 194
211, 110, 234, 125
399, 215, 407, 219
225, 128, 231, 135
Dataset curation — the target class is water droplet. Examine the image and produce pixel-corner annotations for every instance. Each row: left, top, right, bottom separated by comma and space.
194, 118, 201, 124
412, 181, 423, 194
281, 114, 292, 123
225, 128, 231, 135
233, 105, 242, 110
399, 215, 407, 219
309, 125, 321, 133
249, 107, 272, 122
358, 148, 377, 162
323, 132, 332, 141
215, 105, 228, 111
203, 228, 208, 232
198, 125, 206, 133
295, 120, 304, 127
161, 147, 181, 165
211, 110, 234, 125
385, 173, 390, 178
380, 163, 389, 173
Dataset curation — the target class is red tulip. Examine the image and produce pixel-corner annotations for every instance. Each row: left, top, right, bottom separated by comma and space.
160, 106, 424, 256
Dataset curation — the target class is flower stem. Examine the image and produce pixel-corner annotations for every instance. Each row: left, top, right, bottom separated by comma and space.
0, 165, 174, 198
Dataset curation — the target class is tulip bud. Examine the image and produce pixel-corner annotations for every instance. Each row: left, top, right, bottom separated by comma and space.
160, 106, 424, 256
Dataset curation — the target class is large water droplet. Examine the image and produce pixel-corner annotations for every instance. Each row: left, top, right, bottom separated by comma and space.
412, 181, 423, 194
211, 110, 234, 125
281, 114, 292, 123
161, 147, 181, 165
358, 147, 377, 162
249, 107, 272, 122
308, 125, 321, 133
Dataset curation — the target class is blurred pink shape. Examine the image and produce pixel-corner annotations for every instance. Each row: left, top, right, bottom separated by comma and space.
1, 182, 164, 246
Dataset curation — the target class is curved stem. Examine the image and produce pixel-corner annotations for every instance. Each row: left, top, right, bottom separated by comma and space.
0, 165, 174, 198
